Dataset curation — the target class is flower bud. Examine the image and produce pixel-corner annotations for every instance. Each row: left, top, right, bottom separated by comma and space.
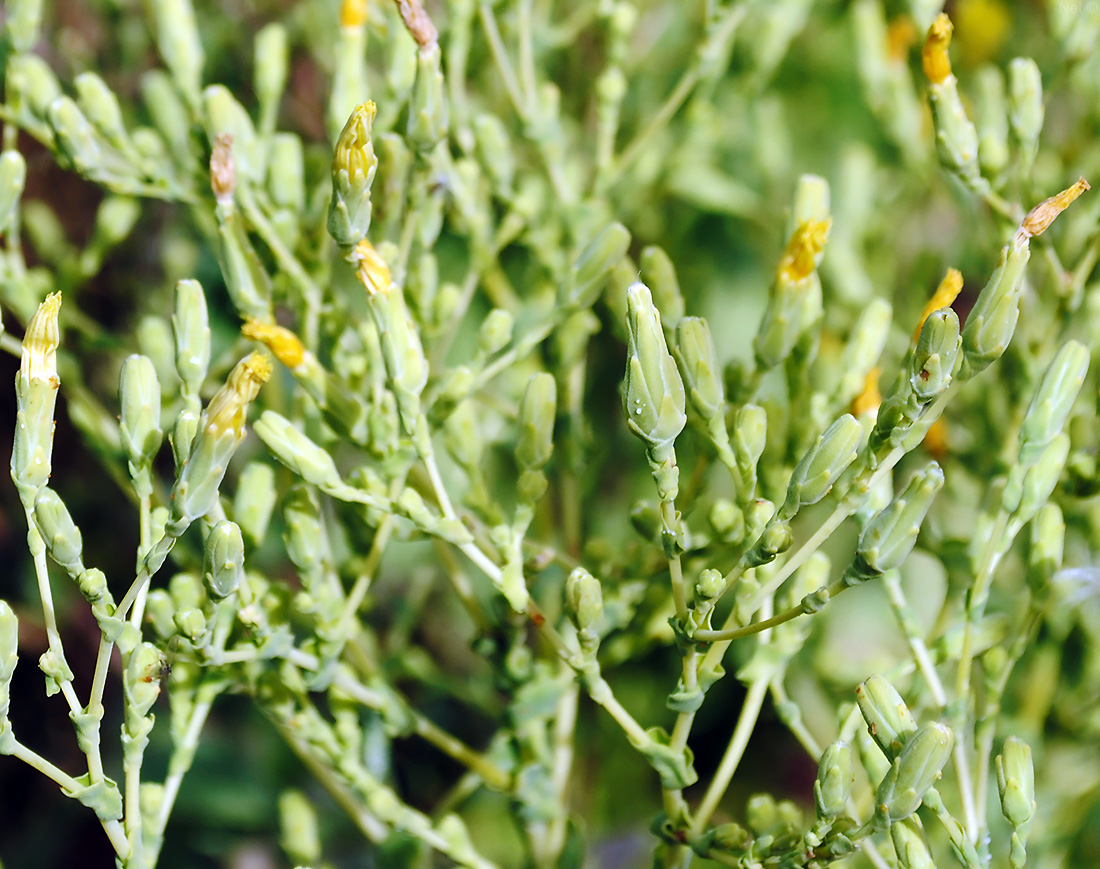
890, 818, 936, 869
876, 722, 953, 823
33, 487, 84, 572
565, 567, 603, 634
48, 97, 102, 177
1004, 433, 1069, 524
517, 373, 556, 471
5, 0, 43, 53
473, 113, 515, 196
1028, 502, 1064, 586
119, 355, 163, 471
960, 233, 1030, 379
974, 66, 1009, 178
476, 308, 514, 358
7, 53, 61, 120
267, 133, 305, 214
74, 72, 130, 152
910, 307, 960, 402
745, 518, 793, 568
814, 740, 854, 819
856, 675, 917, 761
233, 461, 277, 545
0, 151, 27, 237
407, 42, 449, 154
839, 298, 891, 403
328, 102, 378, 248
12, 293, 62, 498
640, 246, 684, 327
254, 24, 288, 130
279, 789, 321, 865
674, 317, 726, 424
782, 414, 861, 518
172, 279, 210, 396
847, 462, 944, 582
254, 411, 341, 489
996, 736, 1035, 827
151, 0, 204, 105
283, 486, 324, 577
623, 282, 687, 459
203, 519, 245, 600
567, 223, 631, 309
1018, 340, 1089, 462
124, 643, 165, 719
1007, 58, 1043, 171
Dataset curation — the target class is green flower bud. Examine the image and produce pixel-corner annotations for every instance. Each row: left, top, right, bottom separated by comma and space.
856, 675, 918, 761
254, 411, 342, 489
789, 174, 831, 234
890, 817, 936, 869
974, 66, 1009, 178
814, 740, 854, 819
5, 0, 43, 53
203, 520, 245, 600
630, 500, 662, 544
708, 499, 744, 542
234, 462, 277, 546
996, 736, 1035, 827
214, 197, 273, 320
876, 722, 953, 824
1029, 502, 1064, 586
640, 246, 684, 326
173, 607, 206, 642
279, 789, 321, 865
1005, 433, 1069, 524
283, 486, 325, 577
254, 24, 288, 130
1007, 58, 1043, 170
1018, 340, 1089, 461
48, 97, 102, 177
782, 414, 861, 518
33, 487, 84, 572
73, 73, 130, 152
746, 518, 793, 568
151, 0, 205, 105
119, 355, 163, 471
12, 293, 62, 499
0, 151, 27, 237
172, 279, 210, 396
140, 70, 189, 153
171, 409, 199, 471
267, 133, 305, 213
694, 568, 724, 604
477, 308, 514, 358
0, 600, 19, 685
328, 102, 378, 248
407, 42, 449, 154
206, 84, 265, 184
517, 373, 557, 471
124, 643, 165, 719
623, 282, 687, 458
847, 463, 944, 582
473, 113, 515, 195
839, 298, 892, 402
565, 567, 603, 634
7, 53, 61, 120
567, 222, 631, 309
674, 317, 726, 424
363, 281, 427, 431
929, 74, 982, 187
910, 308, 960, 402
960, 233, 1030, 379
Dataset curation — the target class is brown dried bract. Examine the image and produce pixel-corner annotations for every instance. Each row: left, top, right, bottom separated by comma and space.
393, 0, 437, 48
1020, 177, 1091, 239
210, 133, 236, 204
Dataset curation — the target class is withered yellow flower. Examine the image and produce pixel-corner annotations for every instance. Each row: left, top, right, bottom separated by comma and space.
352, 239, 393, 296
21, 292, 62, 387
242, 318, 305, 369
205, 352, 272, 438
922, 13, 953, 85
777, 218, 831, 283
1020, 177, 1091, 239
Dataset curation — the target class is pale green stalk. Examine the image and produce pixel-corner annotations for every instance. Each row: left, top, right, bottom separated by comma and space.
478, 3, 526, 118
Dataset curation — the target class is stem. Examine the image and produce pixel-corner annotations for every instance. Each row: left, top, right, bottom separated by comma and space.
130, 491, 153, 628
517, 0, 538, 110
479, 3, 526, 118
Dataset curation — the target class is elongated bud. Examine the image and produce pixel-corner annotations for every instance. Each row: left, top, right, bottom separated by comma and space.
567, 222, 631, 309
124, 643, 165, 719
170, 353, 271, 527
913, 268, 962, 344
733, 405, 767, 480
840, 298, 891, 402
49, 97, 102, 176
974, 67, 1009, 178
856, 675, 918, 761
996, 736, 1035, 827
959, 232, 1029, 379
5, 0, 43, 53
7, 53, 61, 120
876, 722, 953, 823
279, 790, 321, 866
782, 414, 861, 518
0, 151, 27, 237
152, 0, 205, 104
119, 355, 163, 470
1019, 341, 1089, 461
814, 740, 854, 819
565, 567, 603, 634
474, 113, 515, 195
477, 309, 513, 358
890, 818, 936, 869
253, 410, 341, 488
1004, 433, 1069, 523
674, 317, 726, 424
12, 293, 62, 497
0, 601, 17, 733
407, 42, 448, 153
74, 72, 130, 151
328, 102, 378, 248
924, 15, 983, 188
517, 373, 556, 471
910, 308, 961, 401
1007, 58, 1043, 170
847, 463, 944, 582
33, 487, 83, 571
172, 279, 210, 395
283, 485, 324, 577
204, 520, 245, 600
254, 24, 288, 128
1028, 502, 1064, 586
623, 282, 686, 459
204, 86, 263, 184
640, 246, 684, 326
233, 462, 276, 545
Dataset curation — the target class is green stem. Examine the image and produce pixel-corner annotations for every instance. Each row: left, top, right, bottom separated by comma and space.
479, 3, 526, 118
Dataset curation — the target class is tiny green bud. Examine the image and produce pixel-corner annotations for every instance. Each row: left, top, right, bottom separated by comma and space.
746, 518, 793, 568
814, 740, 854, 819
48, 97, 102, 177
254, 24, 289, 128
477, 308, 514, 358
974, 66, 1010, 178
1018, 340, 1089, 461
279, 789, 321, 865
567, 222, 631, 309
173, 607, 206, 643
516, 373, 557, 471
876, 722, 953, 823
674, 317, 726, 424
708, 499, 744, 542
623, 282, 687, 458
910, 308, 960, 402
119, 355, 163, 471
0, 600, 18, 691
234, 462, 277, 545
996, 736, 1035, 827
473, 113, 515, 195
782, 414, 861, 517
856, 675, 918, 761
5, 0, 43, 53
73, 73, 130, 151
407, 42, 449, 154
565, 567, 603, 634
960, 233, 1030, 378
890, 817, 936, 869
7, 53, 61, 120
172, 279, 210, 395
640, 246, 684, 326
124, 642, 165, 719
1029, 502, 1064, 586
254, 411, 342, 489
33, 487, 84, 572
1005, 433, 1069, 524
328, 102, 378, 248
848, 463, 944, 582
204, 520, 245, 600
283, 486, 324, 577
839, 298, 892, 402
0, 151, 27, 237
694, 568, 724, 603
267, 133, 305, 213
151, 0, 205, 104
1007, 58, 1043, 169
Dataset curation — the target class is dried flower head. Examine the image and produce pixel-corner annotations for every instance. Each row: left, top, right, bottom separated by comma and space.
777, 218, 831, 283
333, 102, 377, 180
914, 267, 963, 343
210, 133, 236, 205
21, 292, 62, 386
394, 0, 437, 48
922, 13, 953, 84
1019, 177, 1091, 239
352, 239, 393, 295
204, 352, 272, 438
242, 318, 305, 368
